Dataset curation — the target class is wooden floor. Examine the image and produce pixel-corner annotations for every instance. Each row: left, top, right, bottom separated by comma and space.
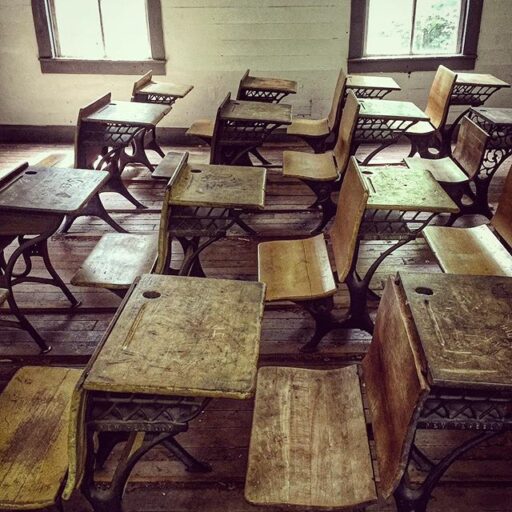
0, 141, 511, 511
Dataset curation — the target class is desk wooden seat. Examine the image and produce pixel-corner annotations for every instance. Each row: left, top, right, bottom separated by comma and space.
0, 366, 81, 510
405, 65, 457, 157
246, 279, 427, 509
406, 117, 489, 205
245, 366, 375, 509
423, 163, 512, 276
186, 119, 214, 140
259, 234, 336, 302
283, 91, 360, 184
71, 233, 158, 290
285, 69, 347, 152
424, 225, 512, 276
286, 117, 329, 137
71, 154, 188, 294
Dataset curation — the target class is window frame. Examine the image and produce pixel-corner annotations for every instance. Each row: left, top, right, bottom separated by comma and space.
348, 0, 483, 73
31, 0, 166, 75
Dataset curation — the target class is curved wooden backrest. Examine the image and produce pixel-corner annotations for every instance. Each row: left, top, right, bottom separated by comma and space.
333, 90, 361, 174
236, 69, 251, 99
327, 68, 348, 131
132, 70, 153, 96
329, 157, 369, 281
425, 65, 457, 130
62, 380, 87, 500
153, 152, 190, 274
491, 163, 512, 248
74, 93, 111, 168
362, 277, 430, 499
452, 116, 489, 179
210, 92, 232, 164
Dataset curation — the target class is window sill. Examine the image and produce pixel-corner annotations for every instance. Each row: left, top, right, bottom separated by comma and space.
39, 58, 166, 75
348, 54, 477, 74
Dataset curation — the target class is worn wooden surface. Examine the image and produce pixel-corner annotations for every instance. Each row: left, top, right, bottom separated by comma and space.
139, 81, 194, 98
405, 156, 467, 183
286, 116, 329, 136
471, 107, 512, 125
363, 166, 459, 213
282, 150, 337, 180
71, 233, 158, 290
245, 365, 376, 508
170, 163, 266, 208
241, 73, 297, 94
0, 165, 108, 214
85, 274, 265, 399
358, 99, 428, 121
186, 119, 215, 139
326, 68, 347, 129
258, 234, 336, 301
153, 151, 189, 179
424, 224, 512, 276
347, 75, 401, 92
362, 278, 430, 498
0, 288, 8, 305
84, 101, 170, 126
221, 99, 292, 124
0, 142, 510, 512
456, 73, 510, 88
333, 90, 361, 170
0, 366, 82, 509
330, 158, 369, 281
491, 164, 512, 247
452, 117, 489, 179
400, 272, 512, 391
424, 65, 457, 130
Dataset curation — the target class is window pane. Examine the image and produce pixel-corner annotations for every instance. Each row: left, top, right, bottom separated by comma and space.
53, 0, 104, 59
413, 0, 463, 54
365, 0, 414, 56
100, 0, 151, 60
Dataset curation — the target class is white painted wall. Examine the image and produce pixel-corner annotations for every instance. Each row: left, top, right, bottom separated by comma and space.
0, 0, 511, 129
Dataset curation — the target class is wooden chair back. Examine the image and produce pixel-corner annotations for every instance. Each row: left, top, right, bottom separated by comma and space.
332, 90, 361, 174
452, 117, 489, 179
210, 92, 233, 164
153, 152, 190, 274
74, 93, 111, 168
362, 277, 430, 499
424, 65, 457, 130
236, 69, 251, 100
132, 71, 153, 96
491, 164, 512, 248
327, 68, 348, 131
62, 380, 88, 500
329, 157, 369, 281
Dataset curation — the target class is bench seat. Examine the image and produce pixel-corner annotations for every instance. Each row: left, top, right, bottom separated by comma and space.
283, 150, 338, 181
245, 366, 376, 509
0, 366, 81, 510
405, 156, 468, 183
424, 225, 512, 276
258, 234, 336, 302
404, 120, 435, 136
71, 233, 158, 290
286, 117, 329, 137
186, 119, 214, 140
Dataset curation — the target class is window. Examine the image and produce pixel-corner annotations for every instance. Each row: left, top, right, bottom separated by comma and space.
349, 0, 483, 73
31, 0, 165, 74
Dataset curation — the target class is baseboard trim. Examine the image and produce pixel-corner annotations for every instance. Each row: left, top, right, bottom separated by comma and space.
0, 124, 292, 145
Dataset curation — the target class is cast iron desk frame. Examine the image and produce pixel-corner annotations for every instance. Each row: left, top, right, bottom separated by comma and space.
70, 101, 170, 233
391, 272, 512, 512
0, 163, 108, 353
80, 274, 265, 512
211, 99, 292, 166
352, 99, 429, 165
